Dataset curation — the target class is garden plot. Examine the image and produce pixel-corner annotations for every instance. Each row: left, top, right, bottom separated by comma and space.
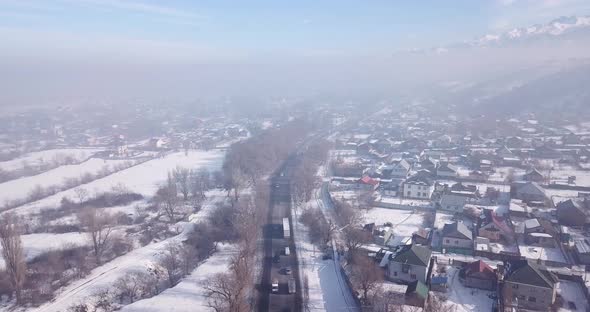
8, 150, 224, 216
363, 208, 425, 237
443, 266, 495, 312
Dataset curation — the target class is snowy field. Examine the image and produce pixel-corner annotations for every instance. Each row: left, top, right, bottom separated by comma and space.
8, 150, 225, 216
0, 158, 131, 207
33, 192, 227, 312
121, 244, 238, 312
0, 232, 88, 269
0, 148, 102, 172
444, 266, 494, 312
363, 208, 425, 237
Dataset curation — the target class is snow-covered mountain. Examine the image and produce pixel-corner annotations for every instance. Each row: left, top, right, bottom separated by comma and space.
472, 16, 590, 46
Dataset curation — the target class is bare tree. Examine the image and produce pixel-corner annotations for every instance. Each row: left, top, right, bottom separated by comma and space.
0, 213, 26, 305
114, 270, 156, 304
179, 244, 199, 276
174, 166, 190, 201
344, 227, 371, 258
74, 188, 89, 203
155, 173, 180, 222
77, 207, 114, 265
426, 294, 457, 312
93, 288, 114, 312
350, 253, 383, 305
203, 248, 253, 312
159, 243, 182, 287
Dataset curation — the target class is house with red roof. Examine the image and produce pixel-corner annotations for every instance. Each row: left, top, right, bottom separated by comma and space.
459, 260, 497, 290
358, 175, 380, 191
478, 209, 514, 243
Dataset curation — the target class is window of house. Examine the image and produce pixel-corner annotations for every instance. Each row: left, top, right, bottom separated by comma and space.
455, 240, 459, 244
518, 295, 525, 301
445, 239, 450, 244
512, 284, 518, 289
528, 297, 536, 302
393, 271, 398, 276
407, 191, 411, 196
402, 264, 410, 273
410, 274, 416, 279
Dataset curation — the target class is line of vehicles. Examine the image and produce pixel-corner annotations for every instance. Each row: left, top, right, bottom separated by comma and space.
271, 217, 296, 295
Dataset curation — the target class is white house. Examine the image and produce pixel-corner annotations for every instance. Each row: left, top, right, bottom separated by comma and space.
403, 173, 434, 199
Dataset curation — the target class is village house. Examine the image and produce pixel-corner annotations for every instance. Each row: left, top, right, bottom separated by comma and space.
441, 222, 473, 255
379, 179, 403, 197
478, 209, 514, 243
573, 238, 590, 264
436, 162, 458, 178
459, 260, 497, 291
511, 182, 547, 203
358, 175, 380, 191
438, 193, 473, 213
412, 229, 430, 246
556, 199, 590, 226
522, 168, 544, 183
390, 159, 412, 178
403, 172, 435, 200
381, 244, 432, 284
501, 260, 558, 311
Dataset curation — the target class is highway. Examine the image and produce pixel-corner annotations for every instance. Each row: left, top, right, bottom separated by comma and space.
257, 155, 303, 312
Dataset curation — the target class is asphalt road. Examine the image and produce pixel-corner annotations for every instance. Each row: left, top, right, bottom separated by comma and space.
257, 156, 302, 312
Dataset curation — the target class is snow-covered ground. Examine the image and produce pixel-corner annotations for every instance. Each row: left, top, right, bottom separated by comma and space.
121, 244, 238, 312
8, 150, 224, 216
0, 232, 88, 269
363, 208, 425, 237
292, 206, 327, 311
445, 266, 494, 312
0, 158, 131, 207
434, 212, 455, 229
518, 245, 567, 264
32, 191, 227, 312
310, 186, 361, 312
0, 148, 102, 172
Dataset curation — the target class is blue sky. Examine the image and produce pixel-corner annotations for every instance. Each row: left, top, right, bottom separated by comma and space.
1, 0, 590, 62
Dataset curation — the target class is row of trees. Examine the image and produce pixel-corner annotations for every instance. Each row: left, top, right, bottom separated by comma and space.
0, 152, 81, 184
202, 121, 314, 312
2, 160, 142, 211
204, 185, 268, 312
222, 120, 311, 201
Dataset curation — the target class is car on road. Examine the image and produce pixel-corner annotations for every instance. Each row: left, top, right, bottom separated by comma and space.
271, 280, 279, 293
273, 253, 280, 263
281, 267, 292, 275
